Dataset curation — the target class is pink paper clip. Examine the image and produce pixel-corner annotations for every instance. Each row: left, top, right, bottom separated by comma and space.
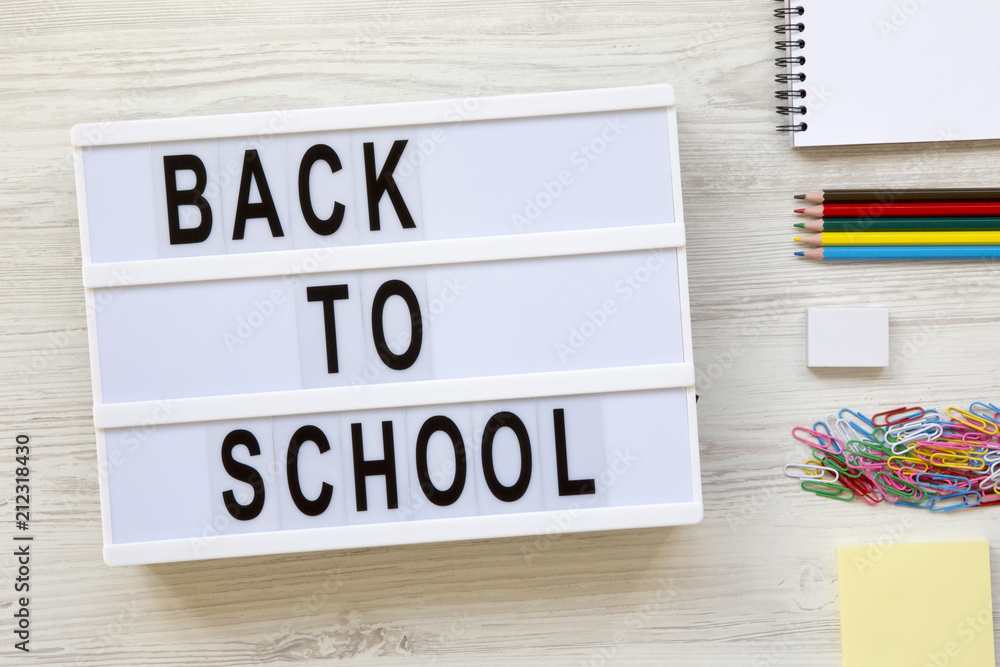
792, 426, 844, 455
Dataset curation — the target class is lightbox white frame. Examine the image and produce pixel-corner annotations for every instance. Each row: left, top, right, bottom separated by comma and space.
72, 84, 702, 565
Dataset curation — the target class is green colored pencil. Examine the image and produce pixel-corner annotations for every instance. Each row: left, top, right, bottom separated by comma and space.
795, 217, 1000, 232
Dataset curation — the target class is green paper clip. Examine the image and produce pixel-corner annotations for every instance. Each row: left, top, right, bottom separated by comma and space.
873, 471, 921, 501
801, 480, 855, 502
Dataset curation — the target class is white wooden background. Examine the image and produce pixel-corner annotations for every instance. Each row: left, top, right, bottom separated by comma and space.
2, 1, 999, 664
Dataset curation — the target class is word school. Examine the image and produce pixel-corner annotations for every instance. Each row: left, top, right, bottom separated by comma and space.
221, 408, 595, 520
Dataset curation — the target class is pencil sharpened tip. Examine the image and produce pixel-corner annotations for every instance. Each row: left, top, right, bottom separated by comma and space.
794, 208, 805, 214
794, 251, 804, 256
794, 194, 805, 199
794, 222, 804, 228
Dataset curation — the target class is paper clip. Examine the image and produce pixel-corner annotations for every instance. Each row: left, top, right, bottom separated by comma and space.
817, 453, 863, 479
928, 491, 981, 512
846, 438, 889, 456
801, 480, 855, 502
886, 417, 938, 436
959, 431, 992, 447
837, 409, 877, 441
820, 413, 841, 436
969, 401, 1000, 426
887, 456, 928, 474
812, 420, 833, 437
886, 419, 943, 443
975, 463, 1000, 490
872, 406, 924, 427
846, 442, 890, 469
834, 418, 865, 446
792, 427, 844, 455
894, 466, 930, 482
783, 462, 838, 482
840, 475, 883, 505
912, 472, 971, 493
832, 418, 851, 443
889, 434, 940, 456
923, 409, 942, 422
893, 499, 930, 510
839, 408, 875, 429
977, 474, 1000, 492
946, 406, 1000, 435
873, 471, 920, 501
928, 451, 986, 471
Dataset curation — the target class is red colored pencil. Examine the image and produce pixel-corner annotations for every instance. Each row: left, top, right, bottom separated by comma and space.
796, 203, 1000, 218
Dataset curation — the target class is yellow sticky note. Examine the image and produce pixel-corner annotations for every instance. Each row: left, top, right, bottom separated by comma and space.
838, 540, 994, 667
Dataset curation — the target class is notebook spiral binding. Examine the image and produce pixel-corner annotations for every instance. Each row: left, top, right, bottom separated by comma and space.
774, 1, 807, 133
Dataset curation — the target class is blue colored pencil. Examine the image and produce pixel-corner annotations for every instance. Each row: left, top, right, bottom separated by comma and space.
795, 246, 1000, 261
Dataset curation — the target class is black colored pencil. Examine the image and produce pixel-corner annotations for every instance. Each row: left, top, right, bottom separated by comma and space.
796, 188, 1000, 204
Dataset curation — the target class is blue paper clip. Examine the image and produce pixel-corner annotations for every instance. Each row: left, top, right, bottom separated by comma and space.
838, 408, 877, 440
839, 408, 875, 427
812, 420, 833, 437
921, 409, 942, 424
970, 402, 1000, 426
913, 472, 970, 493
893, 499, 929, 510
928, 491, 981, 512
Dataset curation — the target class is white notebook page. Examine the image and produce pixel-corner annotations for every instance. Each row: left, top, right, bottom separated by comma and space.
786, 0, 1000, 147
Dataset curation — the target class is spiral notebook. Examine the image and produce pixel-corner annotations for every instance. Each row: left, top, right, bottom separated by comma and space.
775, 0, 1000, 147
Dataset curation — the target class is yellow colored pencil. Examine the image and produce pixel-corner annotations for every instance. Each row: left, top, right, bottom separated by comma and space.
795, 231, 1000, 246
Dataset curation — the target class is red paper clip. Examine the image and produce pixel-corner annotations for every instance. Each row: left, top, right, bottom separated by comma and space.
872, 406, 924, 427
840, 474, 884, 505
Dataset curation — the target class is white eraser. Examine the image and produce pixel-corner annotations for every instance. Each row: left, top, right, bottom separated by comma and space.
806, 307, 889, 368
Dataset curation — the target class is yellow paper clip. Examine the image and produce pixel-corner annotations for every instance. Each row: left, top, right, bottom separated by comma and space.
946, 406, 1000, 435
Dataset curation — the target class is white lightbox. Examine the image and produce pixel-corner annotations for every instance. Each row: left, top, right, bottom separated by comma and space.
72, 84, 701, 565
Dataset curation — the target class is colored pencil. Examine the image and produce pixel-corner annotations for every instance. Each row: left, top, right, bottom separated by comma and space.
795, 217, 1000, 232
795, 246, 1000, 261
796, 203, 1000, 218
796, 188, 1000, 204
795, 231, 1000, 246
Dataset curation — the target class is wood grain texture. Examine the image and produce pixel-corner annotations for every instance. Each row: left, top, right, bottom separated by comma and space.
2, 0, 1000, 664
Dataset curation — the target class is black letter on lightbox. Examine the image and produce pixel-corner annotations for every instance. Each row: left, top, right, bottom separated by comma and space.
221, 429, 266, 521
298, 144, 346, 236
481, 412, 532, 503
163, 154, 213, 245
371, 279, 422, 370
351, 422, 399, 512
306, 284, 350, 373
286, 425, 334, 517
363, 140, 415, 231
415, 416, 467, 506
552, 408, 596, 497
232, 149, 284, 240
